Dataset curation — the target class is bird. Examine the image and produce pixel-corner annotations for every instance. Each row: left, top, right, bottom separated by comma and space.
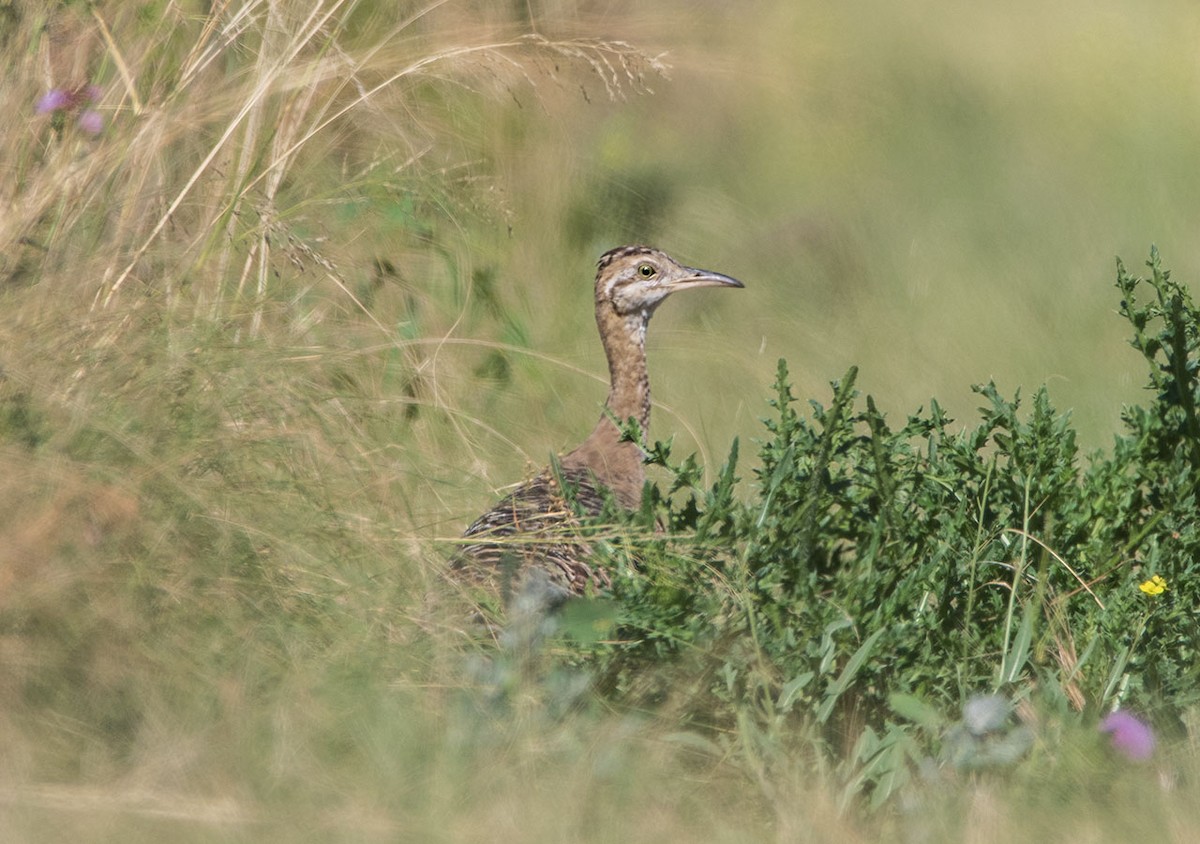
453, 245, 743, 606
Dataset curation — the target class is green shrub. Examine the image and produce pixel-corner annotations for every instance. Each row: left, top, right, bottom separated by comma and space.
584, 248, 1199, 802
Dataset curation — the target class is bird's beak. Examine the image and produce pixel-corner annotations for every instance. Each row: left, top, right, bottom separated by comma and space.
665, 267, 745, 292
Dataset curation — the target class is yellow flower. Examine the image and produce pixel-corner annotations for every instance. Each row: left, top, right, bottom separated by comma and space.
1139, 575, 1167, 596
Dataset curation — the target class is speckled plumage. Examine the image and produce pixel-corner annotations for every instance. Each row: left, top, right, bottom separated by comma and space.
453, 246, 742, 603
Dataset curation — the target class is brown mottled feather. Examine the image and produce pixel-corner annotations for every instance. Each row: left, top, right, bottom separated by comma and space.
455, 466, 612, 598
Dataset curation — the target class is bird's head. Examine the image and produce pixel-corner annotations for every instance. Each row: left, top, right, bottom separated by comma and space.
595, 245, 743, 317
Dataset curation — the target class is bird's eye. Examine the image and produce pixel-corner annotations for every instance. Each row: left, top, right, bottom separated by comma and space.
637, 263, 656, 278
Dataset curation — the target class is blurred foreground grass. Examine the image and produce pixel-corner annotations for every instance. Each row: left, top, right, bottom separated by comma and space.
1, 0, 1199, 840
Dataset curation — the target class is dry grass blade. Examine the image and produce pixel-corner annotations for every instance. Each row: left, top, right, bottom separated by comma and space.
85, 2, 669, 315
1003, 527, 1105, 609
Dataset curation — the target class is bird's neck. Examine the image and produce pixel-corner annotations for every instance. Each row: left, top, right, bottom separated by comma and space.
560, 306, 651, 510
600, 308, 652, 437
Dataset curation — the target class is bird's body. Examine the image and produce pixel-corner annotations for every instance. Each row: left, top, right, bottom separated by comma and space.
454, 245, 742, 604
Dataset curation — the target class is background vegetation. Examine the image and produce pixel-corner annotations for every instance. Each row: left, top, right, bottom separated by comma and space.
1, 0, 1198, 840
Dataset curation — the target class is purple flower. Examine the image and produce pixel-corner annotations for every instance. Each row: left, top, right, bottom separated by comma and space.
36, 89, 70, 114
77, 109, 104, 135
1100, 710, 1156, 761
35, 85, 105, 135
